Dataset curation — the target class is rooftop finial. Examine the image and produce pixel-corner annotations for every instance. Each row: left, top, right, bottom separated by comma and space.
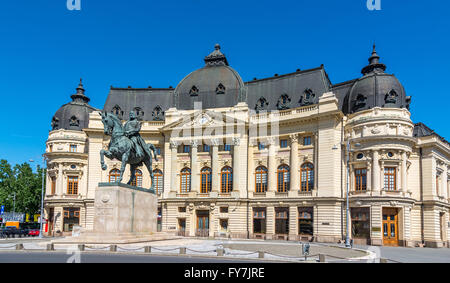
204, 43, 229, 66
361, 44, 386, 75
71, 78, 90, 103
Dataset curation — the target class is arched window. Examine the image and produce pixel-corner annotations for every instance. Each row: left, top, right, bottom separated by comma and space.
130, 169, 143, 187
216, 83, 226, 95
300, 163, 314, 192
153, 169, 163, 195
180, 168, 191, 193
277, 165, 290, 192
255, 166, 268, 193
109, 169, 121, 183
152, 106, 164, 121
200, 167, 212, 194
277, 94, 291, 110
221, 167, 233, 193
189, 86, 199, 96
111, 105, 123, 119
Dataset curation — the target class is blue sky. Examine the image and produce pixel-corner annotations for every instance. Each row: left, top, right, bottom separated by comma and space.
0, 0, 449, 169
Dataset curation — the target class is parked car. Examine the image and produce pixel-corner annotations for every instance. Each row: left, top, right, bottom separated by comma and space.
0, 226, 28, 238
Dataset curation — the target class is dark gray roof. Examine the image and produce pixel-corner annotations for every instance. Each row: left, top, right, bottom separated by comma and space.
414, 123, 450, 146
345, 45, 411, 114
103, 87, 173, 121
245, 66, 331, 112
51, 80, 98, 131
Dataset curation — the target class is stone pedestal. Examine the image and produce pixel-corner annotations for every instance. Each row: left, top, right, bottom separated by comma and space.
94, 183, 157, 234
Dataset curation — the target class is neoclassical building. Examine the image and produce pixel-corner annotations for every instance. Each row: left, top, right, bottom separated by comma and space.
43, 44, 450, 247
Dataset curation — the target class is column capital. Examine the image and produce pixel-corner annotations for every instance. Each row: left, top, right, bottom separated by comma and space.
289, 134, 298, 143
232, 137, 241, 146
190, 140, 199, 147
170, 140, 179, 149
265, 137, 276, 146
211, 138, 220, 146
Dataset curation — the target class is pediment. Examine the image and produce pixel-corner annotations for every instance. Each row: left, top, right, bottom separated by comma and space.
162, 110, 247, 131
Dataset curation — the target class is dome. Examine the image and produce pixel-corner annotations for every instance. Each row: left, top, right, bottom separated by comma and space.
51, 79, 97, 131
174, 44, 246, 110
347, 45, 411, 114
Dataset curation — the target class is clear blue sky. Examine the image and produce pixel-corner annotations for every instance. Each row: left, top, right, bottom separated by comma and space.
0, 0, 449, 169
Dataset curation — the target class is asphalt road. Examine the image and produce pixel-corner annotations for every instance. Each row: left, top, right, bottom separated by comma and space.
0, 251, 265, 263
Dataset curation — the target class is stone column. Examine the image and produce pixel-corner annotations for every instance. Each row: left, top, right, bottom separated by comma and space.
401, 151, 408, 194
211, 139, 220, 193
267, 138, 277, 193
232, 138, 241, 192
170, 141, 178, 194
290, 134, 300, 192
190, 140, 199, 193
442, 165, 448, 199
247, 140, 255, 194
372, 150, 380, 193
58, 163, 64, 196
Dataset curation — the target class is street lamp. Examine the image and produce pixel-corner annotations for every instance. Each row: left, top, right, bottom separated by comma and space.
29, 157, 46, 239
345, 140, 361, 248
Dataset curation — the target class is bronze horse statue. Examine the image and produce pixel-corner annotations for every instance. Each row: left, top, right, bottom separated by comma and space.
100, 112, 158, 190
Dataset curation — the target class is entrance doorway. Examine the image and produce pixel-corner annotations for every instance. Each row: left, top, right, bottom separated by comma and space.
196, 210, 209, 237
382, 208, 399, 246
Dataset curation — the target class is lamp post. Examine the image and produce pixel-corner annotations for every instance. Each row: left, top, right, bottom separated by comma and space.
345, 140, 361, 248
30, 156, 46, 239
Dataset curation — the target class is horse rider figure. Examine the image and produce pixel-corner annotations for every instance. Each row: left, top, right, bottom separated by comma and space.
124, 111, 152, 160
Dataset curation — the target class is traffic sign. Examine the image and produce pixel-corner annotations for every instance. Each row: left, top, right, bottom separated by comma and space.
0, 206, 4, 215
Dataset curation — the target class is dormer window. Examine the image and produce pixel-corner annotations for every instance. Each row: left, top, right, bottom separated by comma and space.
134, 107, 144, 120
69, 116, 80, 127
189, 86, 199, 96
299, 89, 316, 106
216, 83, 226, 95
385, 90, 398, 105
277, 94, 291, 110
152, 106, 164, 121
112, 105, 123, 119
354, 94, 367, 111
51, 117, 60, 130
255, 97, 268, 114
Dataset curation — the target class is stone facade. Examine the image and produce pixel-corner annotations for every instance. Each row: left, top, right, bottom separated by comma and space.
43, 45, 450, 247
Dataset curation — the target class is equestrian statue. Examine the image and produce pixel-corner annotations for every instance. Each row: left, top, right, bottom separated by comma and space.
100, 111, 158, 190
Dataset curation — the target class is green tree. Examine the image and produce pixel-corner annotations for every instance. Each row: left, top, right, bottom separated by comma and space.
0, 160, 44, 216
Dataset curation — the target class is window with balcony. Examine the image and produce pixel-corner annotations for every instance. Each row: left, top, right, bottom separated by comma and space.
200, 167, 212, 193
67, 176, 79, 195
70, 145, 77, 153
221, 167, 233, 193
180, 168, 191, 193
384, 167, 396, 191
300, 163, 314, 192
355, 168, 367, 192
255, 166, 268, 193
153, 169, 163, 195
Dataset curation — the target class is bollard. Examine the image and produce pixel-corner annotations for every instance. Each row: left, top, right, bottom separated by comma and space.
47, 243, 55, 251
380, 258, 388, 263
16, 244, 24, 250
110, 245, 117, 252
319, 254, 326, 263
258, 251, 265, 259
216, 248, 224, 257
144, 246, 152, 253
179, 247, 186, 255
78, 244, 85, 252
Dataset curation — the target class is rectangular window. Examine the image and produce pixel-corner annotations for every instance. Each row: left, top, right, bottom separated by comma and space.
49, 145, 53, 153
298, 207, 313, 235
351, 207, 370, 239
67, 176, 79, 195
202, 144, 210, 152
436, 175, 440, 196
220, 219, 228, 232
258, 142, 265, 150
223, 144, 231, 152
70, 145, 77, 153
275, 208, 289, 234
384, 167, 396, 191
303, 136, 312, 146
280, 139, 288, 148
253, 208, 266, 234
220, 207, 229, 213
178, 207, 186, 213
156, 147, 161, 156
355, 168, 367, 191
183, 145, 190, 153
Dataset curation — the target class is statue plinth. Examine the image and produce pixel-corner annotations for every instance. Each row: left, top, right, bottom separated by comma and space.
94, 183, 157, 234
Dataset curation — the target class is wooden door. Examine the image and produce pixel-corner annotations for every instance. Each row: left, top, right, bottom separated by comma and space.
196, 211, 209, 237
382, 208, 398, 246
